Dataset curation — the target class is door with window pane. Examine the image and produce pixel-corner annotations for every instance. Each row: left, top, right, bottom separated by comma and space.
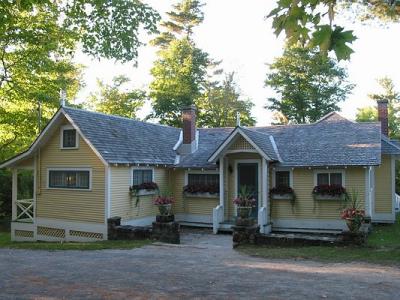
237, 163, 258, 218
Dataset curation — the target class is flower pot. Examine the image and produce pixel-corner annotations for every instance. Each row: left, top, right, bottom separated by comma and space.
345, 218, 362, 233
157, 204, 172, 216
237, 206, 252, 219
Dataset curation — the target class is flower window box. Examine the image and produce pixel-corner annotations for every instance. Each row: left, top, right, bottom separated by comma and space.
183, 184, 219, 199
270, 187, 295, 201
312, 184, 346, 201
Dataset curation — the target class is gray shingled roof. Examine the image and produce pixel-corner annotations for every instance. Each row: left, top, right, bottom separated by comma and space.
252, 113, 382, 167
240, 127, 280, 161
61, 108, 383, 168
177, 128, 232, 168
64, 107, 180, 165
381, 136, 400, 155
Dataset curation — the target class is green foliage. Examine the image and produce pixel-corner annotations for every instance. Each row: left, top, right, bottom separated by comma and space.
0, 2, 84, 162
265, 47, 354, 124
150, 0, 204, 48
149, 0, 209, 127
356, 77, 400, 138
268, 0, 400, 60
64, 0, 160, 62
150, 38, 208, 126
197, 72, 255, 127
0, 170, 11, 217
1, 0, 159, 162
86, 75, 146, 119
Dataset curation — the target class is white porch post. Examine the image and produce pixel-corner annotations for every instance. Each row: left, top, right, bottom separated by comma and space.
259, 159, 271, 234
213, 156, 225, 234
219, 156, 224, 207
12, 168, 17, 221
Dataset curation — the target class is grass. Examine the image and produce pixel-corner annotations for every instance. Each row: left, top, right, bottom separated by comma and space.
238, 215, 400, 265
0, 231, 152, 251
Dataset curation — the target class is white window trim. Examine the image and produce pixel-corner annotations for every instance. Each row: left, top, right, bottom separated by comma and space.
47, 167, 92, 191
60, 125, 79, 150
130, 166, 155, 186
272, 167, 293, 188
313, 169, 346, 187
184, 169, 219, 186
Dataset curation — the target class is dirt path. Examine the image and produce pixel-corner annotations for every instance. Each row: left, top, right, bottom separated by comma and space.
1, 230, 399, 299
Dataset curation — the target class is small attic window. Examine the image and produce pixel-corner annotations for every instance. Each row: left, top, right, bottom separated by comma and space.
61, 125, 79, 149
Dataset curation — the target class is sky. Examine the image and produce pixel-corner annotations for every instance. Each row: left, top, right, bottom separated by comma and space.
74, 0, 400, 126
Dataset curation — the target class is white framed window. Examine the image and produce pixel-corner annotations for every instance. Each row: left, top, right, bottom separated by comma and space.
184, 170, 219, 186
314, 170, 345, 186
47, 168, 92, 190
131, 167, 154, 186
188, 173, 219, 185
272, 168, 293, 188
60, 125, 79, 149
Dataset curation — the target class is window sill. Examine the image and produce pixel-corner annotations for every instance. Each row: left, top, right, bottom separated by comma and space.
313, 194, 345, 201
60, 147, 79, 150
134, 190, 157, 196
46, 187, 91, 192
183, 192, 219, 199
271, 193, 294, 200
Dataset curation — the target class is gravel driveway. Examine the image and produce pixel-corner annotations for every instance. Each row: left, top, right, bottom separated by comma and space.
1, 229, 399, 299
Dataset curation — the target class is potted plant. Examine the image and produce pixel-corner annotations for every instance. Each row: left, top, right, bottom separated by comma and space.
183, 183, 219, 198
154, 195, 175, 216
340, 190, 365, 233
270, 186, 295, 201
312, 184, 346, 201
233, 186, 256, 218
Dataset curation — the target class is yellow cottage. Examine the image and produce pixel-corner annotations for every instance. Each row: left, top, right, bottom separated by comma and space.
1, 102, 398, 241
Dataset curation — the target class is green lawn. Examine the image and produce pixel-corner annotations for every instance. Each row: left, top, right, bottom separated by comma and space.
0, 231, 151, 251
238, 215, 400, 265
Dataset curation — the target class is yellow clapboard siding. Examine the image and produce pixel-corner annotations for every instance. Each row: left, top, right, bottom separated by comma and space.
272, 167, 365, 220
170, 169, 219, 216
375, 155, 393, 213
36, 119, 105, 223
110, 167, 169, 220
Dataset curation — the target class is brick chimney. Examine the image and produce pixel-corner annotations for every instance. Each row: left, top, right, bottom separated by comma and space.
377, 99, 389, 136
180, 105, 197, 154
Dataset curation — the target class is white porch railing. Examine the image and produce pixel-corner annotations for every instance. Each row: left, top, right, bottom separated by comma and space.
213, 205, 224, 234
15, 199, 34, 222
396, 194, 400, 211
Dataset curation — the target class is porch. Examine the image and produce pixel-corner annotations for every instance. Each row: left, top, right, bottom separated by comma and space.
212, 152, 272, 235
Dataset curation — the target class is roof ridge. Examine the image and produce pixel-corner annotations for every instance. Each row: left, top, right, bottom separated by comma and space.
62, 106, 179, 130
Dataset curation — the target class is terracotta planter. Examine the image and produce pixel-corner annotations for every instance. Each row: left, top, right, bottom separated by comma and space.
157, 204, 172, 216
345, 218, 362, 233
237, 206, 252, 219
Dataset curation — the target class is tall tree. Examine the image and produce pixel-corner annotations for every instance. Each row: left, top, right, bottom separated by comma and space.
86, 75, 146, 119
356, 77, 400, 138
0, 1, 159, 161
265, 46, 354, 124
149, 0, 209, 126
268, 0, 400, 60
197, 72, 255, 127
